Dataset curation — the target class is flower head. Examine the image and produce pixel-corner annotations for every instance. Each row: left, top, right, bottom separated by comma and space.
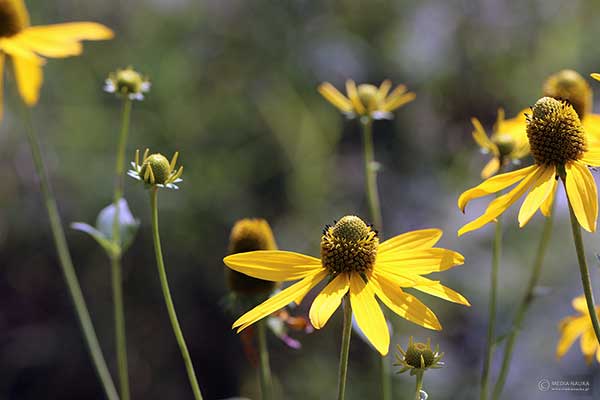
471, 108, 529, 178
543, 69, 592, 120
395, 337, 444, 375
318, 79, 415, 120
104, 66, 151, 101
0, 0, 113, 120
223, 215, 469, 355
556, 295, 600, 364
128, 149, 183, 190
458, 96, 600, 235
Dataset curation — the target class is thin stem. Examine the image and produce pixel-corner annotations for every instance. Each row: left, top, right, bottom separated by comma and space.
480, 215, 502, 400
380, 355, 391, 400
414, 371, 424, 400
492, 205, 554, 400
18, 101, 119, 400
563, 180, 600, 344
149, 189, 204, 400
361, 117, 383, 233
337, 297, 353, 400
257, 320, 273, 400
111, 98, 133, 400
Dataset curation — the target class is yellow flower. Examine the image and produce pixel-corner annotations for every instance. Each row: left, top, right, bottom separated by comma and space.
556, 295, 600, 364
223, 215, 470, 356
458, 97, 600, 236
0, 0, 113, 119
318, 79, 415, 119
471, 108, 529, 178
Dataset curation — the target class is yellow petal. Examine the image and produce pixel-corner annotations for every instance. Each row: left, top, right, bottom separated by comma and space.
377, 79, 392, 102
471, 117, 497, 155
345, 80, 365, 115
376, 248, 464, 274
232, 270, 327, 332
581, 139, 600, 167
371, 272, 442, 330
381, 91, 415, 112
411, 277, 470, 306
223, 250, 322, 282
572, 295, 588, 314
349, 274, 390, 355
556, 315, 587, 359
24, 22, 114, 41
592, 73, 600, 82
518, 165, 556, 227
317, 82, 353, 113
13, 32, 82, 58
378, 228, 442, 254
0, 54, 4, 121
540, 175, 557, 217
481, 157, 500, 179
309, 273, 350, 329
458, 164, 538, 212
458, 165, 542, 236
580, 329, 597, 364
583, 114, 600, 145
12, 54, 43, 105
0, 38, 44, 63
565, 161, 598, 232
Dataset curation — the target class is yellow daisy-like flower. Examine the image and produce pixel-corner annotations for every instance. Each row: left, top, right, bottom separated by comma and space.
0, 0, 113, 119
471, 108, 529, 178
458, 96, 600, 236
318, 79, 415, 120
223, 215, 470, 356
556, 295, 600, 364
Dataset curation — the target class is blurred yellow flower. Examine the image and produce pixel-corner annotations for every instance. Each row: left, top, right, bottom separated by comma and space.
557, 295, 600, 364
224, 215, 469, 356
318, 79, 415, 119
471, 108, 529, 178
0, 0, 113, 119
459, 97, 600, 236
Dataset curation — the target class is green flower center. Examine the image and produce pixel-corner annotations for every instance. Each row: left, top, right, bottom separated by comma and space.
114, 68, 143, 94
543, 69, 592, 120
527, 97, 586, 165
141, 154, 171, 184
0, 0, 26, 37
405, 342, 435, 369
358, 84, 380, 113
320, 216, 378, 275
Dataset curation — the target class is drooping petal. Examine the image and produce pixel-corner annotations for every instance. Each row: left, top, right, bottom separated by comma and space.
345, 80, 365, 115
565, 161, 598, 232
572, 295, 588, 314
223, 250, 322, 282
232, 270, 327, 332
540, 175, 558, 217
12, 32, 82, 58
581, 138, 600, 166
349, 274, 390, 355
580, 330, 597, 364
371, 272, 442, 330
471, 117, 497, 155
23, 22, 114, 42
481, 157, 500, 179
583, 113, 600, 145
556, 315, 587, 358
458, 164, 538, 212
12, 54, 43, 105
0, 38, 44, 63
458, 165, 543, 236
376, 248, 464, 274
378, 228, 442, 254
309, 273, 350, 329
518, 165, 556, 227
317, 82, 353, 113
411, 276, 470, 306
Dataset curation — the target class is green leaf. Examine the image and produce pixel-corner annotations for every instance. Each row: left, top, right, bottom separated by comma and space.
95, 198, 140, 253
71, 222, 118, 256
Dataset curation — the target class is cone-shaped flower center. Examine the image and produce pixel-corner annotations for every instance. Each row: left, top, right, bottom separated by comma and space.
543, 69, 592, 120
320, 215, 378, 275
405, 342, 435, 368
527, 97, 585, 165
0, 0, 27, 37
358, 84, 380, 113
141, 154, 171, 184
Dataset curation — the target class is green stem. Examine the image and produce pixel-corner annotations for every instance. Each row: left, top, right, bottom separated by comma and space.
492, 205, 554, 400
337, 297, 353, 400
361, 117, 383, 234
414, 371, 424, 400
19, 101, 119, 400
563, 180, 600, 344
257, 320, 273, 400
380, 355, 391, 400
480, 215, 502, 400
149, 189, 204, 400
111, 98, 133, 400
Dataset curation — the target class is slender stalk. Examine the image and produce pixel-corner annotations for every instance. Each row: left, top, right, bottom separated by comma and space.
492, 205, 554, 400
563, 181, 600, 344
149, 188, 204, 400
337, 297, 353, 400
110, 98, 133, 400
480, 215, 502, 400
18, 101, 119, 400
257, 320, 273, 400
360, 117, 390, 400
414, 371, 424, 400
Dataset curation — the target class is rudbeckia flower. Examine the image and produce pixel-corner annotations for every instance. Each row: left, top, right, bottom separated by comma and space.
318, 79, 415, 120
471, 108, 529, 178
223, 215, 470, 355
0, 0, 113, 119
458, 97, 600, 236
557, 295, 600, 364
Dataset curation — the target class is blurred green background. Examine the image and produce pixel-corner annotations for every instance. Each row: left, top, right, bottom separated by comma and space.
2, 0, 600, 398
